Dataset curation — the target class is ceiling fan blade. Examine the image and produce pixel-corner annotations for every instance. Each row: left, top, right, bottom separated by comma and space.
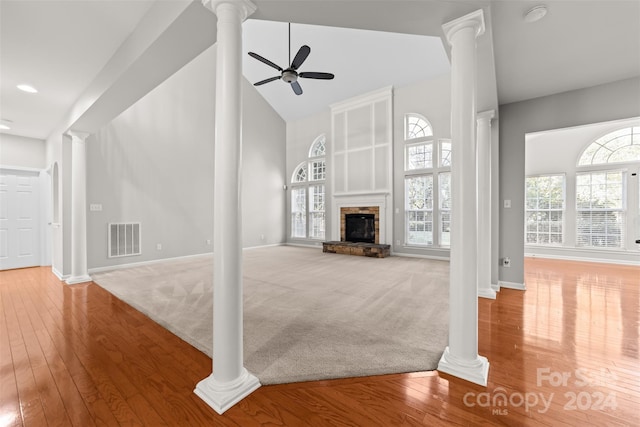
254, 76, 281, 86
248, 52, 283, 72
299, 72, 335, 80
290, 45, 310, 70
291, 81, 303, 95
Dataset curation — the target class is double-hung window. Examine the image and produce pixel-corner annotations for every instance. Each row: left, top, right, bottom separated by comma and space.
576, 171, 625, 248
525, 175, 565, 245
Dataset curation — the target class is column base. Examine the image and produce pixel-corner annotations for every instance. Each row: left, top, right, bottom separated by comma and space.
438, 346, 489, 386
478, 287, 497, 299
491, 283, 500, 292
66, 275, 92, 285
194, 368, 260, 414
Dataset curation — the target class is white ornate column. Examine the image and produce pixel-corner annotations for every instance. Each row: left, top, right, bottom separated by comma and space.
477, 110, 496, 299
437, 9, 489, 386
65, 131, 92, 285
195, 0, 259, 415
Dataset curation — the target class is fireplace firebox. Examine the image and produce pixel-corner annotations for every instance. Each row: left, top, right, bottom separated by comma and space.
345, 214, 375, 243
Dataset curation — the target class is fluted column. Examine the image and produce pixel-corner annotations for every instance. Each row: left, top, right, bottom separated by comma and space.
477, 110, 496, 299
437, 9, 489, 386
65, 131, 92, 285
195, 0, 259, 415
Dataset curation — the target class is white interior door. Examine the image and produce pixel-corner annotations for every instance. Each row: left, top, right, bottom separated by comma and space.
0, 169, 41, 270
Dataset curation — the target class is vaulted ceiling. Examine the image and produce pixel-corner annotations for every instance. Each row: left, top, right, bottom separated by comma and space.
1, 0, 638, 141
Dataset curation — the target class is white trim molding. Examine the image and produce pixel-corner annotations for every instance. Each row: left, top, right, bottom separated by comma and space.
478, 287, 497, 300
498, 280, 526, 291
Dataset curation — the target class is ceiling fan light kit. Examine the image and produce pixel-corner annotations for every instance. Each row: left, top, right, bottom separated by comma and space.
282, 70, 297, 83
248, 23, 334, 95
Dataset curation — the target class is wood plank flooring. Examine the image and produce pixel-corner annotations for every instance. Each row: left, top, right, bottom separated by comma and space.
0, 257, 638, 426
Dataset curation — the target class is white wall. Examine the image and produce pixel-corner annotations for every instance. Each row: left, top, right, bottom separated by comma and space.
242, 71, 288, 248
499, 77, 640, 284
86, 45, 286, 269
0, 134, 46, 169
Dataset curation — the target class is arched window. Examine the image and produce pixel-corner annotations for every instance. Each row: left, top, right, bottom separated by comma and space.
291, 135, 326, 239
574, 127, 640, 248
402, 113, 451, 247
292, 163, 307, 183
405, 114, 433, 140
309, 136, 326, 157
578, 126, 640, 166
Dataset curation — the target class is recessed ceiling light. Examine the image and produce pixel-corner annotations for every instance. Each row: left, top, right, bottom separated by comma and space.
17, 84, 38, 93
524, 5, 548, 23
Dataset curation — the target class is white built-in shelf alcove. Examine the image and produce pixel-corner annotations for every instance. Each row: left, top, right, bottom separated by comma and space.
330, 87, 393, 244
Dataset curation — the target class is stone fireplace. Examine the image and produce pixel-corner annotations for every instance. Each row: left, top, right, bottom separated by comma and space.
324, 195, 391, 258
340, 206, 380, 244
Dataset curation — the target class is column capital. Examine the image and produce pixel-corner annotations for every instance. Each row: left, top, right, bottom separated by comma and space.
477, 109, 495, 123
442, 9, 485, 45
202, 0, 256, 21
66, 130, 90, 141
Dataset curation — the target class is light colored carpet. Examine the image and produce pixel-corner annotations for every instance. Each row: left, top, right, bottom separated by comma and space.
92, 245, 449, 384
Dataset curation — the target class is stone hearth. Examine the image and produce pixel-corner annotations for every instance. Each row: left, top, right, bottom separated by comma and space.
322, 241, 391, 258
325, 205, 390, 258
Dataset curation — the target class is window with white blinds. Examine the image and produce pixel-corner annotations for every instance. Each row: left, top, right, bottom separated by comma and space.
576, 171, 625, 248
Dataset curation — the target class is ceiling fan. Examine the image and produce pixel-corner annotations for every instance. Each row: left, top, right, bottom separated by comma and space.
248, 23, 334, 95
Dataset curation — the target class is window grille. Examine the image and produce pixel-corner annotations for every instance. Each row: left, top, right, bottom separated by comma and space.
525, 175, 565, 245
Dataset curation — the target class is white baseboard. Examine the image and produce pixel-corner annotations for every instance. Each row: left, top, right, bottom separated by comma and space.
393, 252, 450, 261
244, 243, 284, 251
89, 244, 290, 274
52, 267, 68, 281
491, 283, 500, 292
498, 280, 526, 291
286, 242, 324, 249
525, 252, 639, 266
66, 275, 93, 285
478, 287, 497, 299
88, 252, 213, 274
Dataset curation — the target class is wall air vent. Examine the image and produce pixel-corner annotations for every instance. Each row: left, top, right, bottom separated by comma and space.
108, 222, 141, 258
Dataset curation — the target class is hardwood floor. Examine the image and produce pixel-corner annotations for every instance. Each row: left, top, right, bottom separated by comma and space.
1, 258, 638, 426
